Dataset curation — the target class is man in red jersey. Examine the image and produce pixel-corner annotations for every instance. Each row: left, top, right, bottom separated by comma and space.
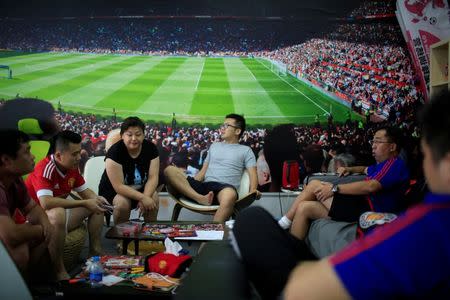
26, 130, 108, 281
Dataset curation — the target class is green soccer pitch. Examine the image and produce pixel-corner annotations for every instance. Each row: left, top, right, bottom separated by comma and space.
0, 51, 359, 126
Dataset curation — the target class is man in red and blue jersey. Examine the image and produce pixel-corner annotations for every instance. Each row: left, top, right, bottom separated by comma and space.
284, 90, 450, 299
232, 125, 410, 299
278, 126, 410, 240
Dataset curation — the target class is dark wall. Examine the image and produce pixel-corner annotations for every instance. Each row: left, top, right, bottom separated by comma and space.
0, 0, 363, 18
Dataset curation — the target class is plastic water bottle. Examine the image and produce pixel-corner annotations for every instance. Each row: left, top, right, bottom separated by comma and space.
89, 256, 103, 288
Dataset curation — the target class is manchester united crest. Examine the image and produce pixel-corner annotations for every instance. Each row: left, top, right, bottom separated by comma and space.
68, 177, 76, 188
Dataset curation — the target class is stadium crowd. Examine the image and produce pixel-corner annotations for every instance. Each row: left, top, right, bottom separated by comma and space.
348, 0, 396, 18
0, 19, 294, 56
53, 106, 421, 190
0, 0, 424, 122
258, 21, 424, 121
1, 19, 424, 121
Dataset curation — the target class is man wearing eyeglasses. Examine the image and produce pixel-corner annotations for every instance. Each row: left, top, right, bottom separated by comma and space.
282, 89, 450, 300
232, 126, 410, 299
164, 114, 260, 222
278, 126, 410, 242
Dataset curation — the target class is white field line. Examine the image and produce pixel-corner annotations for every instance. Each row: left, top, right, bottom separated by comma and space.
47, 100, 316, 119
194, 58, 205, 91
246, 65, 258, 81
255, 59, 328, 114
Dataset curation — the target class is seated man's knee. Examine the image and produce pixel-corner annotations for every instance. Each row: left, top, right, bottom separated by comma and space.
113, 195, 131, 212
164, 165, 178, 177
46, 207, 66, 228
295, 201, 314, 215
306, 179, 321, 189
74, 206, 91, 218
163, 166, 171, 177
219, 199, 234, 210
218, 188, 237, 206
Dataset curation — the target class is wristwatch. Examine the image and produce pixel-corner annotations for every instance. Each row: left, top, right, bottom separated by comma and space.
331, 184, 340, 194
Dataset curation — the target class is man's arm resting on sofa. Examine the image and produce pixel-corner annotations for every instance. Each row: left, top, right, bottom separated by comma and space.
246, 166, 261, 199
194, 162, 209, 182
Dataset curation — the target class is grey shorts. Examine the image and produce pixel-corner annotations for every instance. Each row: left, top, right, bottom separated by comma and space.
305, 218, 357, 258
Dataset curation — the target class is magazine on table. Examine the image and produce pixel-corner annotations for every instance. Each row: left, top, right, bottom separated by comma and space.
99, 255, 144, 269
141, 223, 224, 239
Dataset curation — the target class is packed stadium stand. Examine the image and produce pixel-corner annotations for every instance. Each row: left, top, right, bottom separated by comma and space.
0, 0, 424, 178
0, 1, 422, 121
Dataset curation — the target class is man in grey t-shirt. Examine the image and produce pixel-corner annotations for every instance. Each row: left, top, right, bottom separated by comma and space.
164, 114, 261, 222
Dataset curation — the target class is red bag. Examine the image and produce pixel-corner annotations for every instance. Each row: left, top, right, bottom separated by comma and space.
282, 160, 299, 190
146, 253, 192, 278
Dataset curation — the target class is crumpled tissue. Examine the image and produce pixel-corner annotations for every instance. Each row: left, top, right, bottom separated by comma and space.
164, 237, 183, 256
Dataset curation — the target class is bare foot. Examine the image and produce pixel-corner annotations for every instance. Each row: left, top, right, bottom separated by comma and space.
196, 191, 214, 206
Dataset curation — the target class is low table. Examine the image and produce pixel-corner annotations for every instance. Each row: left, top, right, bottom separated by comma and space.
105, 221, 225, 255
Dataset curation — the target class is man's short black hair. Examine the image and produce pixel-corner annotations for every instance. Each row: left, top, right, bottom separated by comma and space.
53, 130, 81, 153
120, 116, 145, 135
226, 113, 246, 138
302, 144, 325, 173
419, 90, 450, 162
376, 125, 403, 151
0, 129, 30, 163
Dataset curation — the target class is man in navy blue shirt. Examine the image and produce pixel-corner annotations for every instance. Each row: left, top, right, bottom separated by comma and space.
279, 125, 409, 240
284, 90, 450, 299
